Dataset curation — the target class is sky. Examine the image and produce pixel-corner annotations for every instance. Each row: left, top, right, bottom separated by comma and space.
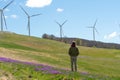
0, 0, 120, 44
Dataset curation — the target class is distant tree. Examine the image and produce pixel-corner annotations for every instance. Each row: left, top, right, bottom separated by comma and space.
42, 33, 56, 40
42, 33, 49, 39
42, 33, 120, 49
50, 34, 56, 40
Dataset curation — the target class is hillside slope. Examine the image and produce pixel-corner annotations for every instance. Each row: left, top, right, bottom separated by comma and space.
0, 32, 120, 79
0, 32, 69, 68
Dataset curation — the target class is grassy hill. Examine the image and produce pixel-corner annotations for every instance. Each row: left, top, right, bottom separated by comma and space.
0, 32, 120, 80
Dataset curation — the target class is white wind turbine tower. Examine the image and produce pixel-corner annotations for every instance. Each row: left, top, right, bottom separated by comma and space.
55, 20, 67, 41
20, 6, 42, 36
118, 24, 120, 40
88, 19, 99, 41
0, 0, 14, 31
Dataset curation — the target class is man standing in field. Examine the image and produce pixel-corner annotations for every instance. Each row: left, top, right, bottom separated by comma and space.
69, 41, 79, 72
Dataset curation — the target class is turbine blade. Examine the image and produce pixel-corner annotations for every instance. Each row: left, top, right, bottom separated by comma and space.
19, 5, 29, 16
61, 20, 67, 26
3, 13, 7, 29
27, 18, 30, 36
27, 18, 30, 30
62, 29, 65, 37
87, 26, 93, 28
119, 24, 120, 28
30, 13, 42, 17
93, 19, 97, 28
3, 0, 14, 10
27, 20, 29, 30
55, 21, 61, 26
95, 28, 99, 34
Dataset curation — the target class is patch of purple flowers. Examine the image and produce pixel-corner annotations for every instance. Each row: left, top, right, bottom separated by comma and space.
0, 57, 62, 74
80, 71, 89, 75
35, 66, 61, 74
0, 57, 20, 63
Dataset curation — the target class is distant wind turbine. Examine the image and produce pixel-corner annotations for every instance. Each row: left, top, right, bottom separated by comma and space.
20, 5, 42, 36
87, 19, 99, 41
0, 0, 14, 31
118, 24, 120, 39
55, 20, 67, 41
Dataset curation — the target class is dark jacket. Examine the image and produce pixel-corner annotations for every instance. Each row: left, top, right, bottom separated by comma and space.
69, 47, 79, 57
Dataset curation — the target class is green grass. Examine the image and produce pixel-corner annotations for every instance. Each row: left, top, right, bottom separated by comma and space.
0, 32, 120, 79
0, 61, 120, 80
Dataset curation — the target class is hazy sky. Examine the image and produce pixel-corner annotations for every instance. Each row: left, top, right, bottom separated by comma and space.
1, 0, 120, 44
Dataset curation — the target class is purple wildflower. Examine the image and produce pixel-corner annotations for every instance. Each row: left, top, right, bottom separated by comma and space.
35, 67, 41, 71
34, 66, 62, 74
0, 57, 19, 63
80, 71, 89, 75
0, 57, 65, 75
48, 70, 61, 74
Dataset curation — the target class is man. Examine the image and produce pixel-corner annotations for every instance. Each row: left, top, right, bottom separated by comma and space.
68, 41, 79, 71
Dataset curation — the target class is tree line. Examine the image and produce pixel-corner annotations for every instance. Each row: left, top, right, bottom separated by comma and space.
42, 33, 120, 49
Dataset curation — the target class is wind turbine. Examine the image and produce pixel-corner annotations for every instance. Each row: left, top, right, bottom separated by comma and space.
118, 24, 120, 40
20, 6, 42, 36
55, 20, 67, 41
87, 19, 99, 41
0, 0, 14, 31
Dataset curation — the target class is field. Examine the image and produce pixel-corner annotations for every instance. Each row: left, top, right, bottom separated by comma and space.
0, 32, 120, 80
